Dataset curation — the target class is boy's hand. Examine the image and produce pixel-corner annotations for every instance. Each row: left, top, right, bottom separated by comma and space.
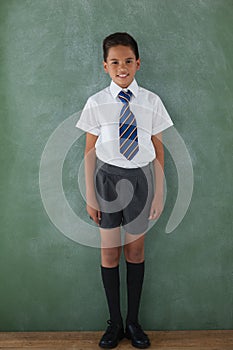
86, 203, 101, 226
148, 193, 164, 220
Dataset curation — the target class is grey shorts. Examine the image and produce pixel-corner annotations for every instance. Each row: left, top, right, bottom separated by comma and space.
95, 159, 154, 234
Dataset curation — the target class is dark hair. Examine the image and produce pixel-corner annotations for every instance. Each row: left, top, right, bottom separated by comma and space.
103, 32, 139, 62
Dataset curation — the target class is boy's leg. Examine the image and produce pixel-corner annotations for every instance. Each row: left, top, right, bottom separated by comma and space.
100, 226, 122, 263
99, 227, 124, 348
124, 233, 145, 324
124, 233, 150, 348
100, 227, 122, 323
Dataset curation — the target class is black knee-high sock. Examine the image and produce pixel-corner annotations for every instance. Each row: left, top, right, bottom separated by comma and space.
126, 260, 145, 324
101, 265, 122, 324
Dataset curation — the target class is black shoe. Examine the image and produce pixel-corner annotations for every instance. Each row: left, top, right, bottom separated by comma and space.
99, 320, 125, 348
125, 322, 150, 349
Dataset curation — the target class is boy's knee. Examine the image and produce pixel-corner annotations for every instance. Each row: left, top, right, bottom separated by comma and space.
101, 248, 121, 267
124, 247, 144, 263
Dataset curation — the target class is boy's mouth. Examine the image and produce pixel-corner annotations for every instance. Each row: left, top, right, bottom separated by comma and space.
117, 74, 129, 78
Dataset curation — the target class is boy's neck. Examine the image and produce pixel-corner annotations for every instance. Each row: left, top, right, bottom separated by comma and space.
113, 79, 135, 90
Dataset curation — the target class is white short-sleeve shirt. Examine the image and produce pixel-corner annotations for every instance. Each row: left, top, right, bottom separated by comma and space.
76, 79, 173, 168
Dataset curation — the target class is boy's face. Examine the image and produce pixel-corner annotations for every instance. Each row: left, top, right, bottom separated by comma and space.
103, 45, 140, 88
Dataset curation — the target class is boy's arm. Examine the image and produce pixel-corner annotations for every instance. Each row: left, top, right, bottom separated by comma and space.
149, 132, 164, 220
84, 132, 101, 225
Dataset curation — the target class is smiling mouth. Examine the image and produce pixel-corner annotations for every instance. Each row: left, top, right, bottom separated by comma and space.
117, 74, 129, 78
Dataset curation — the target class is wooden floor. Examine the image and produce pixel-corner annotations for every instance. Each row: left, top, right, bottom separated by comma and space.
0, 330, 233, 350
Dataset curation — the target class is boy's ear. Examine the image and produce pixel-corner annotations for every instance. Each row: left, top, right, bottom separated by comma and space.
136, 58, 141, 71
103, 61, 108, 73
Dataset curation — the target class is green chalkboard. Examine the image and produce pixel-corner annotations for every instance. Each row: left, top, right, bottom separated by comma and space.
0, 0, 232, 331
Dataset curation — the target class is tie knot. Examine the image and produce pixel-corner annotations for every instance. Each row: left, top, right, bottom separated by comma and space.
118, 90, 132, 104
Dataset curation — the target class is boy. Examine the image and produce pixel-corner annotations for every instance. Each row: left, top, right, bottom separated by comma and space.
76, 32, 173, 349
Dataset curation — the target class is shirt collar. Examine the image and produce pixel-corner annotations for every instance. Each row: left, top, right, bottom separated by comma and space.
110, 79, 139, 100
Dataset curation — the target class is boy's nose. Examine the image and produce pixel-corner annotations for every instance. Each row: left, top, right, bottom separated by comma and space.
119, 61, 127, 69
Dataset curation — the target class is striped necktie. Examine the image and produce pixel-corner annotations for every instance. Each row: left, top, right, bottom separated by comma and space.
118, 90, 139, 160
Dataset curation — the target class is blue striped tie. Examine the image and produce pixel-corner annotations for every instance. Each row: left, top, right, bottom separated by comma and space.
118, 90, 139, 160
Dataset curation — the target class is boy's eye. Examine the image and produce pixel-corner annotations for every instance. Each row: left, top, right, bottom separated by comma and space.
126, 60, 133, 64
111, 61, 118, 65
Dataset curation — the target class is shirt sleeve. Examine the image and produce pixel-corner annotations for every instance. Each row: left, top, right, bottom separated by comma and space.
152, 96, 174, 135
75, 97, 100, 136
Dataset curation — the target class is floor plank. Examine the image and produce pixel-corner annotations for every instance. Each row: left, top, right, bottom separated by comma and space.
0, 330, 233, 350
